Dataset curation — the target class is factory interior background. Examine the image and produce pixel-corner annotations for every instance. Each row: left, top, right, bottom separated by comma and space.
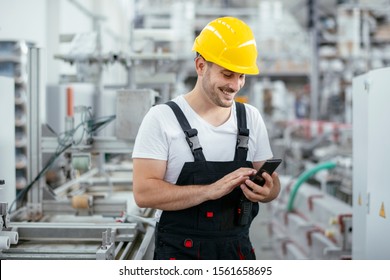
1, 0, 390, 260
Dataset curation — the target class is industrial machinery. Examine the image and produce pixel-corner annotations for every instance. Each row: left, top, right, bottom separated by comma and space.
0, 0, 188, 260
264, 103, 354, 259
0, 81, 158, 259
267, 162, 353, 260
0, 203, 19, 253
264, 69, 390, 261
0, 83, 158, 259
0, 41, 159, 259
2, 0, 390, 261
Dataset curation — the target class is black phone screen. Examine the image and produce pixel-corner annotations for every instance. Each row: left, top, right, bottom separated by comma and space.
251, 158, 282, 186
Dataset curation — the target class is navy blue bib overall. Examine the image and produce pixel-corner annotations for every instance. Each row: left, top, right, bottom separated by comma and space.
154, 101, 259, 260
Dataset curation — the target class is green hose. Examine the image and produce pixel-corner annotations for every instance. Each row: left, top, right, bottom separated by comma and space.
286, 161, 337, 212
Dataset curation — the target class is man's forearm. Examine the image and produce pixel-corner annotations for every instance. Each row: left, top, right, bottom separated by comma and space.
134, 179, 210, 211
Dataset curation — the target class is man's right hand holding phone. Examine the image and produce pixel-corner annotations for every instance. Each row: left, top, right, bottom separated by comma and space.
240, 159, 282, 203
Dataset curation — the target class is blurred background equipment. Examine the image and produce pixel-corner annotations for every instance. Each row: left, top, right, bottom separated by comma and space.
1, 0, 390, 260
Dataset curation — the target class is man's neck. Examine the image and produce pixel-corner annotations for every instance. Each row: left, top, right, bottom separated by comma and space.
184, 90, 232, 127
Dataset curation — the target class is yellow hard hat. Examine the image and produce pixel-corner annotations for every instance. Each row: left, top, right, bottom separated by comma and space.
192, 17, 259, 75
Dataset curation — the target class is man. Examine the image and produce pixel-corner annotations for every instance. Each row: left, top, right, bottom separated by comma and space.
132, 16, 280, 260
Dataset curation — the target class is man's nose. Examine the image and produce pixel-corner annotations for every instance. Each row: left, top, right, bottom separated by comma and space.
228, 77, 243, 92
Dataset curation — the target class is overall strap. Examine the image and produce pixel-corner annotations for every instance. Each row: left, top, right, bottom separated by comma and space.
234, 102, 249, 161
165, 101, 206, 161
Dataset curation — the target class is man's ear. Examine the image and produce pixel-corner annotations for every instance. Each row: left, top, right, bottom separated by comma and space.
195, 56, 207, 76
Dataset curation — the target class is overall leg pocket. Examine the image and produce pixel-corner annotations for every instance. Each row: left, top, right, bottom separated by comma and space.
154, 233, 201, 260
217, 235, 256, 260
237, 236, 256, 260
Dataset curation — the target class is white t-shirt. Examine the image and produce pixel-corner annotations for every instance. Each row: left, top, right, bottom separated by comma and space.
132, 95, 273, 184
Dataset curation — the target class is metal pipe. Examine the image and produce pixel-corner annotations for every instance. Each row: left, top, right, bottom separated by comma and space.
27, 47, 44, 218
309, 29, 319, 121
308, 0, 319, 121
133, 224, 155, 260
119, 241, 133, 260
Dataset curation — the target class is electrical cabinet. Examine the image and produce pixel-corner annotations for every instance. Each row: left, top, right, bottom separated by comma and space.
351, 69, 368, 259
352, 67, 390, 259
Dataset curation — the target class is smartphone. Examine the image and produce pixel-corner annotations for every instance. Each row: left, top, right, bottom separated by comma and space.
251, 158, 282, 186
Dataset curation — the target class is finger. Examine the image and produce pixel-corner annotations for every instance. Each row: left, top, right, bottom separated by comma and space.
241, 183, 270, 202
261, 172, 273, 185
216, 169, 256, 195
240, 184, 256, 202
237, 168, 257, 177
272, 171, 280, 182
227, 169, 256, 185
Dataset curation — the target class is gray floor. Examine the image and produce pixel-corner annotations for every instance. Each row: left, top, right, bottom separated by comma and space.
250, 204, 278, 260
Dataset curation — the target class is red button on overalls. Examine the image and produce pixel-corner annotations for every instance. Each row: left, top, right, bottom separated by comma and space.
184, 239, 193, 248
206, 211, 214, 218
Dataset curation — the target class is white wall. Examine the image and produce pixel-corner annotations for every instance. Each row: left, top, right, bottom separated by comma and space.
0, 0, 47, 46
0, 0, 131, 85
0, 77, 16, 208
